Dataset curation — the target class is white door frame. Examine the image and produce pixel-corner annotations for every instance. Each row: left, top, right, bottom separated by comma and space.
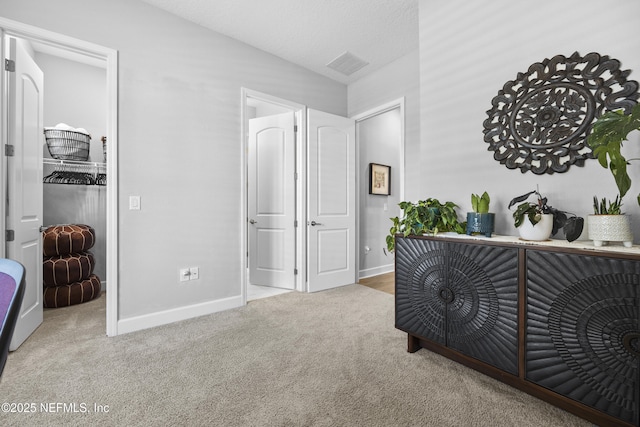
0, 17, 119, 336
351, 98, 405, 279
351, 97, 406, 205
240, 88, 307, 302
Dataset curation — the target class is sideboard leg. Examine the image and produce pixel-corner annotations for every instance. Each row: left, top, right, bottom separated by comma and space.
407, 334, 421, 353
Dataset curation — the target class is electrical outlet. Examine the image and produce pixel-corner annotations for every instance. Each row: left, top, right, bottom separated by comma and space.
189, 267, 199, 280
179, 268, 191, 282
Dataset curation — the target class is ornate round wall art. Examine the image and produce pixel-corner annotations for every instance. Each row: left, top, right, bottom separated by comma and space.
483, 52, 639, 174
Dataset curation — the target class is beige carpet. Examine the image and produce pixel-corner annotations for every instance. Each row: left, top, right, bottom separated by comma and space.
0, 285, 592, 427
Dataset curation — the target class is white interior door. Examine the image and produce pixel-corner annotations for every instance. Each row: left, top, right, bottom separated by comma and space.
248, 112, 296, 289
5, 37, 44, 350
307, 109, 356, 292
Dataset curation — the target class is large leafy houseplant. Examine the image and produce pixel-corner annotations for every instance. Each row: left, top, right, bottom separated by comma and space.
386, 198, 466, 252
586, 103, 640, 204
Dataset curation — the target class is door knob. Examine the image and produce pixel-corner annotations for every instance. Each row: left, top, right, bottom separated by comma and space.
249, 219, 257, 224
310, 221, 323, 226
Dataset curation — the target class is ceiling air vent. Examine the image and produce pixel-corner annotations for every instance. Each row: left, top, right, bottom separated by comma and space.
326, 51, 369, 76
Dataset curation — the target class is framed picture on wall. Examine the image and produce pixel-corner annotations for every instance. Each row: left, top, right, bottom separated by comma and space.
369, 163, 391, 195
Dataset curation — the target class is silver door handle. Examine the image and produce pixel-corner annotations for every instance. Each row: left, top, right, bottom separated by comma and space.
310, 221, 323, 226
249, 219, 257, 224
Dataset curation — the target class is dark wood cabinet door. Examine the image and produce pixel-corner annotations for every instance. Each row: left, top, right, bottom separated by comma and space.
446, 242, 519, 375
526, 250, 640, 426
395, 237, 519, 374
395, 237, 447, 345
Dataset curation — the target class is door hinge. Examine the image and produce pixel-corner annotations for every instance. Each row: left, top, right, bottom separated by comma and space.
294, 268, 298, 275
294, 125, 298, 132
5, 59, 15, 72
294, 220, 298, 227
6, 230, 15, 242
5, 145, 14, 157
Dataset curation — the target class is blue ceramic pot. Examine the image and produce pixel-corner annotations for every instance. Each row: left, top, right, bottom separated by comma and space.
466, 212, 495, 237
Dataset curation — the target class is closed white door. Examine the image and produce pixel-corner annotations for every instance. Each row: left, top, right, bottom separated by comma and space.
5, 37, 44, 350
307, 109, 356, 292
248, 112, 296, 289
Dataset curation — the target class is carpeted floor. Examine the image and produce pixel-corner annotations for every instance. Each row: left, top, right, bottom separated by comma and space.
0, 285, 593, 426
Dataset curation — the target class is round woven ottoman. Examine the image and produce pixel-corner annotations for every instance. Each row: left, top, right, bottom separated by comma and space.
43, 251, 95, 287
42, 224, 95, 257
43, 274, 101, 308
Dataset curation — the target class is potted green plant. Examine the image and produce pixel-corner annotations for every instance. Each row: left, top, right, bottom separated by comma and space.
386, 198, 466, 252
508, 189, 584, 242
586, 103, 640, 205
588, 196, 633, 247
466, 191, 495, 237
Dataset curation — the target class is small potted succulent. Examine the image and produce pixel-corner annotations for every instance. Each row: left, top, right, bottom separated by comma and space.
588, 195, 633, 247
508, 189, 583, 242
466, 191, 495, 237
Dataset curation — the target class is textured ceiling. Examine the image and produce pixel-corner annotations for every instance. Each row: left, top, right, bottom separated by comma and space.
139, 0, 419, 84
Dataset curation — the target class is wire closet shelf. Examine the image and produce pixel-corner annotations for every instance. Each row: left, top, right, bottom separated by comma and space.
43, 158, 106, 186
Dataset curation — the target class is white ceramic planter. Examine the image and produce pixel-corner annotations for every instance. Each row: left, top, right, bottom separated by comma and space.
587, 214, 633, 247
517, 214, 553, 241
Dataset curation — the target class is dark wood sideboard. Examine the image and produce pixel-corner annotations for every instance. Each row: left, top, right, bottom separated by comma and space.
395, 234, 640, 427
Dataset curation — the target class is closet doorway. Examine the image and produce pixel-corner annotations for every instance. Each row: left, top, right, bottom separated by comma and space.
353, 98, 405, 280
1, 18, 119, 347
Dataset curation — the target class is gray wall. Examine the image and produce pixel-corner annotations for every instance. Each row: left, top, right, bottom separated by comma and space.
0, 0, 347, 322
418, 0, 640, 240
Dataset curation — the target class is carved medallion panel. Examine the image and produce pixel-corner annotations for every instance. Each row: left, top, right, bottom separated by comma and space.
483, 52, 639, 174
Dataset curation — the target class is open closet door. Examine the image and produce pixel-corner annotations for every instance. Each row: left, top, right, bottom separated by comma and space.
5, 37, 44, 350
248, 112, 296, 289
307, 109, 356, 292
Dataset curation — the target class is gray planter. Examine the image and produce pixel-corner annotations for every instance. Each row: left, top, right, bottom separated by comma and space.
587, 214, 633, 247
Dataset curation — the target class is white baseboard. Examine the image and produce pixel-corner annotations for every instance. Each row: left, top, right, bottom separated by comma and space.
358, 264, 394, 280
116, 295, 243, 335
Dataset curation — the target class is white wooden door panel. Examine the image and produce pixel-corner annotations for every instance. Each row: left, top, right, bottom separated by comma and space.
307, 109, 356, 292
248, 112, 295, 289
6, 37, 44, 350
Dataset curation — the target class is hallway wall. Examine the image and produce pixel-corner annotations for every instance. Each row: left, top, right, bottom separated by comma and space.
357, 108, 401, 277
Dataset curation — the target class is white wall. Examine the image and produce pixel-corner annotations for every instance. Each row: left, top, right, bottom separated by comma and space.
419, 0, 640, 240
0, 0, 347, 326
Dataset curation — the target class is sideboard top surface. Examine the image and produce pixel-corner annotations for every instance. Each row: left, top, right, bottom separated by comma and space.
398, 232, 640, 260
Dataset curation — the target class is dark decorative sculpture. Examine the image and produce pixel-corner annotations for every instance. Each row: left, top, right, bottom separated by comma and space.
483, 52, 639, 174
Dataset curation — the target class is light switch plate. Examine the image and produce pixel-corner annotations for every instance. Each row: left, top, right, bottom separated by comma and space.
129, 196, 141, 210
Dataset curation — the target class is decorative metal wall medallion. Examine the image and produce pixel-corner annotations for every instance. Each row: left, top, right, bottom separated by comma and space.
483, 52, 639, 174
